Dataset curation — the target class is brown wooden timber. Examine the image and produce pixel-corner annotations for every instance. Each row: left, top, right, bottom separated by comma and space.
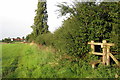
88, 42, 114, 46
90, 60, 101, 69
106, 46, 110, 65
92, 52, 103, 55
90, 40, 94, 54
109, 53, 120, 66
102, 40, 107, 65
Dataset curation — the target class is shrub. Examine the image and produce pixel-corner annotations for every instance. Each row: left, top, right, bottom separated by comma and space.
34, 32, 54, 46
26, 33, 35, 42
52, 2, 119, 57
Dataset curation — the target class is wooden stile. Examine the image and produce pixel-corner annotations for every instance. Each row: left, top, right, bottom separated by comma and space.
88, 40, 119, 67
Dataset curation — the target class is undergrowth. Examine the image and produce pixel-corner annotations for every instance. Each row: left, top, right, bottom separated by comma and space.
2, 43, 120, 78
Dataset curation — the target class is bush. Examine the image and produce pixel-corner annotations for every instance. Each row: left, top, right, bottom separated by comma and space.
42, 32, 54, 46
52, 2, 119, 57
34, 32, 54, 46
26, 33, 35, 42
53, 17, 90, 56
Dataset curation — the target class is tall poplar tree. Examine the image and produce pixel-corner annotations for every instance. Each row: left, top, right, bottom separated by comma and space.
32, 1, 48, 38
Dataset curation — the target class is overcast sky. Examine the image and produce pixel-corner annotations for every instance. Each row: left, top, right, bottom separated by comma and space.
0, 0, 37, 40
0, 0, 74, 40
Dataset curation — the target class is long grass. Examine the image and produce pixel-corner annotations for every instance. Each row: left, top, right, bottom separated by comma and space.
2, 43, 119, 78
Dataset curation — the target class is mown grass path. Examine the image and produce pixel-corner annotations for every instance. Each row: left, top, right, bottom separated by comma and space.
2, 43, 119, 78
2, 43, 60, 78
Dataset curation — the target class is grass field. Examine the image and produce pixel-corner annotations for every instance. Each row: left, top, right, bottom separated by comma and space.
2, 43, 120, 78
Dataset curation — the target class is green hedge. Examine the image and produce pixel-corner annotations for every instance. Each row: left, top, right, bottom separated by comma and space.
27, 2, 119, 57
52, 2, 119, 56
34, 32, 54, 46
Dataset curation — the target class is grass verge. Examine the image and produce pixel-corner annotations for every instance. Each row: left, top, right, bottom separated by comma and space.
2, 43, 120, 78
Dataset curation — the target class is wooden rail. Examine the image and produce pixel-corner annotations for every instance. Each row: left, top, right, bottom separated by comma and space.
88, 40, 120, 66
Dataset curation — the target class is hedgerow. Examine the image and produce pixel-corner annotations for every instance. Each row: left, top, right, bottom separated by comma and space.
51, 2, 119, 56
26, 2, 119, 57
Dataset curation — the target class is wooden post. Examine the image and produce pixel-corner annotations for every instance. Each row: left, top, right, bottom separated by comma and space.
106, 46, 110, 65
102, 40, 107, 65
91, 40, 94, 54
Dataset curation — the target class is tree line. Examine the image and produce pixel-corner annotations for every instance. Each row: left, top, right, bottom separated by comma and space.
26, 1, 120, 57
2, 37, 25, 43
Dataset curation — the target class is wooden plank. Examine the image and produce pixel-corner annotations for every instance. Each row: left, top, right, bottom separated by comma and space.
91, 41, 94, 53
103, 43, 114, 46
88, 42, 103, 45
102, 40, 107, 65
88, 42, 114, 46
93, 52, 103, 55
109, 53, 120, 66
90, 60, 101, 69
106, 46, 110, 65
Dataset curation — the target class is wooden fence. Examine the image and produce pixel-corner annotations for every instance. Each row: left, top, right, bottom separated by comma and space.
88, 40, 120, 66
